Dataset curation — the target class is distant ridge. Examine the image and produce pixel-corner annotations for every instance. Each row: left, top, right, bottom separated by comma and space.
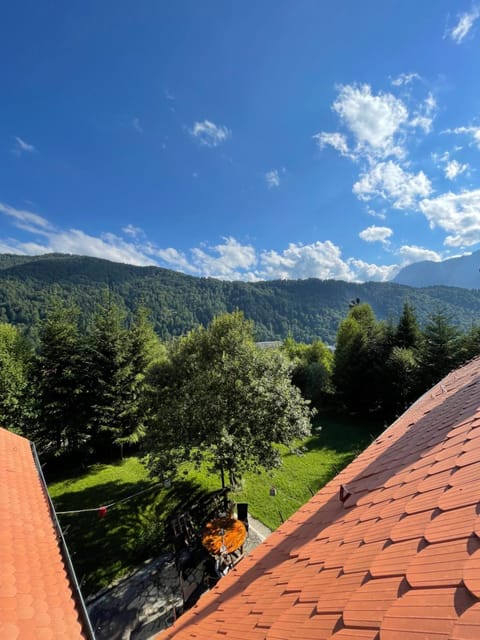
2, 253, 480, 344
393, 250, 480, 290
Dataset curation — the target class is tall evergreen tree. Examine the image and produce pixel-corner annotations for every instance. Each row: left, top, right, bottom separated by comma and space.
86, 301, 129, 454
418, 312, 461, 388
333, 303, 390, 415
34, 306, 90, 453
87, 303, 161, 455
395, 302, 421, 350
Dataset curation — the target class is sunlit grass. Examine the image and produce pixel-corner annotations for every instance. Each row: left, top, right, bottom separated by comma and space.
48, 413, 383, 593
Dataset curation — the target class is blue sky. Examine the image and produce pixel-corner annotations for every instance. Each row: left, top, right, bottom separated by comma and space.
2, 1, 480, 281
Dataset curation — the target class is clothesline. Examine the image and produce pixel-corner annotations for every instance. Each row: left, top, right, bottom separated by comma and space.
55, 482, 164, 515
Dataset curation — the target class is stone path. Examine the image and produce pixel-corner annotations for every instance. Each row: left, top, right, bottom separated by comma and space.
87, 515, 271, 640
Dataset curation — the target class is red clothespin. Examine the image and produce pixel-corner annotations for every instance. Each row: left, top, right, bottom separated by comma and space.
98, 506, 108, 518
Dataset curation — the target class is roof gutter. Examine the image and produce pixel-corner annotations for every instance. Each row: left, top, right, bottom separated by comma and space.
30, 441, 96, 640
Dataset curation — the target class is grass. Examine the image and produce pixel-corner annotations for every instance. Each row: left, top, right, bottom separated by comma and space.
47, 413, 383, 595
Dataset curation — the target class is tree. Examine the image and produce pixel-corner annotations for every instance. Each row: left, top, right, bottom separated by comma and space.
418, 312, 461, 388
395, 302, 421, 350
333, 303, 390, 415
0, 323, 33, 434
33, 305, 90, 453
144, 312, 314, 487
112, 308, 166, 451
382, 346, 421, 419
282, 336, 334, 407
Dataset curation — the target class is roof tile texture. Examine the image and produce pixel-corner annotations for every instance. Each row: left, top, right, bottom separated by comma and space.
160, 358, 480, 639
0, 428, 87, 639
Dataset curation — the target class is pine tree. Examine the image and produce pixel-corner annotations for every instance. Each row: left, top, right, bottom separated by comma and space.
34, 305, 90, 453
418, 312, 461, 388
395, 302, 421, 350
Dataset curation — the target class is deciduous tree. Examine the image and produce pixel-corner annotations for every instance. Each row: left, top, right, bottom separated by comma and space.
144, 312, 313, 487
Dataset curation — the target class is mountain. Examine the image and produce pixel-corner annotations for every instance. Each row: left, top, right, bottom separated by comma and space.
2, 253, 480, 344
393, 250, 480, 290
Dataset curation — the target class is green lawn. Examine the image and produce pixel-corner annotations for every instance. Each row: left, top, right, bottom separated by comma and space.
48, 414, 382, 595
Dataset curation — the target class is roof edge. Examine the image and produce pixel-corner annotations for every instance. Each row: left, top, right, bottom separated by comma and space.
30, 440, 97, 640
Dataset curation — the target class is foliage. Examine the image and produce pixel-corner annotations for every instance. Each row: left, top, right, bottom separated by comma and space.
32, 305, 91, 453
0, 323, 33, 433
417, 312, 462, 388
282, 336, 334, 407
144, 312, 314, 486
48, 414, 382, 592
32, 301, 162, 459
395, 301, 421, 350
333, 303, 391, 415
5, 253, 480, 345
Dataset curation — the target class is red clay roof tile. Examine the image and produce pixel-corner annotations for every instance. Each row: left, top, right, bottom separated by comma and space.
343, 576, 406, 628
424, 504, 478, 543
330, 630, 379, 640
406, 537, 476, 587
369, 538, 422, 578
0, 428, 89, 640
389, 509, 436, 542
381, 587, 474, 639
451, 602, 480, 639
438, 482, 480, 510
463, 549, 480, 598
161, 357, 480, 639
449, 461, 480, 486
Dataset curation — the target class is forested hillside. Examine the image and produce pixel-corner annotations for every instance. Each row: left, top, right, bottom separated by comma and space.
2, 253, 480, 343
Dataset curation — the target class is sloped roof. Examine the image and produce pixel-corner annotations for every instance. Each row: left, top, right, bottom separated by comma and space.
0, 428, 92, 640
161, 356, 480, 640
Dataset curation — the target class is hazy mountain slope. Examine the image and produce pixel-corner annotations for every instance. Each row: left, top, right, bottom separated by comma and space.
393, 250, 480, 290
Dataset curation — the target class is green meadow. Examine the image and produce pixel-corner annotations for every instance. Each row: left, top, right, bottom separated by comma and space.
48, 414, 382, 595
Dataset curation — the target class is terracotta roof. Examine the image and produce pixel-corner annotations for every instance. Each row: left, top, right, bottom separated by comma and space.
0, 428, 92, 639
161, 356, 480, 639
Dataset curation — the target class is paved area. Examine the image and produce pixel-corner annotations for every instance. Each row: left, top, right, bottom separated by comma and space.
86, 515, 272, 640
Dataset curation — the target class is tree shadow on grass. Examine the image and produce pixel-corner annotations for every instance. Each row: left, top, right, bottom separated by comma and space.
305, 412, 385, 453
52, 477, 213, 596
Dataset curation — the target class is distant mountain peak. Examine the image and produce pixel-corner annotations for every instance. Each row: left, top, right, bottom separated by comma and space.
393, 251, 480, 290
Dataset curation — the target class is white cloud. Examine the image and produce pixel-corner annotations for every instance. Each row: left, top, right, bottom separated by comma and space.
132, 117, 143, 134
12, 136, 36, 156
265, 169, 280, 188
419, 189, 480, 247
0, 202, 409, 284
409, 93, 437, 133
156, 237, 397, 282
446, 7, 480, 44
190, 237, 256, 278
366, 207, 387, 220
359, 225, 393, 244
331, 84, 408, 159
156, 247, 197, 272
397, 245, 442, 264
0, 201, 52, 233
260, 241, 355, 280
122, 224, 144, 238
189, 120, 231, 147
391, 72, 421, 87
0, 202, 157, 266
445, 159, 469, 180
443, 125, 480, 149
347, 258, 399, 282
353, 161, 432, 209
313, 132, 350, 156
